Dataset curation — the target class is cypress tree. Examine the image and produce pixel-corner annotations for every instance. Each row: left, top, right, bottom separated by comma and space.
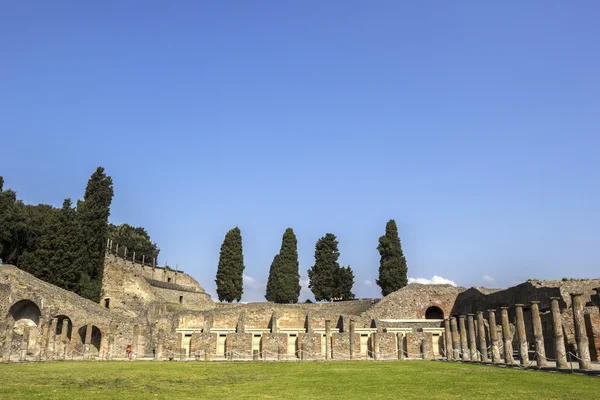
265, 254, 280, 302
75, 167, 114, 302
376, 219, 408, 296
215, 227, 245, 302
265, 228, 300, 303
308, 233, 356, 301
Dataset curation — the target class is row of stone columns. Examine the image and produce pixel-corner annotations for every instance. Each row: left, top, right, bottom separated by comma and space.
444, 293, 593, 370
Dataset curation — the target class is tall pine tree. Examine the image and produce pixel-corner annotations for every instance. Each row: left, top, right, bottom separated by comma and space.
265, 228, 300, 303
308, 233, 355, 301
75, 167, 114, 302
215, 227, 245, 302
376, 219, 408, 296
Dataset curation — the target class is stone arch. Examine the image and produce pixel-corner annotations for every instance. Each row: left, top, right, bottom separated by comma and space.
8, 300, 41, 333
54, 315, 73, 341
78, 325, 102, 355
425, 305, 444, 320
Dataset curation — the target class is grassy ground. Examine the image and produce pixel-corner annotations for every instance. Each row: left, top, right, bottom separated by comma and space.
1, 360, 598, 399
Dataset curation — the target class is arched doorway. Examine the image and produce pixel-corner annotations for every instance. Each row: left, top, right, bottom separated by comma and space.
8, 299, 41, 333
54, 315, 73, 341
7, 299, 42, 356
425, 306, 444, 320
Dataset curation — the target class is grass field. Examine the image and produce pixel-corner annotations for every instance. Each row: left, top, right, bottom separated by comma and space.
1, 360, 598, 399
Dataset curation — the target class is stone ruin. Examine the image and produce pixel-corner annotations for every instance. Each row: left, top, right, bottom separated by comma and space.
1, 248, 599, 371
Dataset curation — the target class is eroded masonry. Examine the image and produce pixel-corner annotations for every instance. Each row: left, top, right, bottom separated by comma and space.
2, 249, 600, 370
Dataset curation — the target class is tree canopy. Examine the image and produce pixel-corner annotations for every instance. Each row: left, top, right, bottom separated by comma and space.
308, 233, 355, 301
376, 219, 408, 296
107, 223, 160, 264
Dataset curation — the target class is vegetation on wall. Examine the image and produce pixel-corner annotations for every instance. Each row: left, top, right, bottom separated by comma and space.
0, 168, 122, 302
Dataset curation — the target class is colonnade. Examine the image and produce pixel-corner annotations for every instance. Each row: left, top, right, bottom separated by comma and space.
443, 293, 593, 370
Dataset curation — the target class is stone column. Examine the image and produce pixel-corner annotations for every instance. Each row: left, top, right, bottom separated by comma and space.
349, 320, 355, 360
570, 293, 592, 370
500, 307, 514, 364
531, 301, 547, 368
458, 316, 470, 360
60, 319, 69, 360
449, 317, 460, 359
549, 297, 567, 368
84, 324, 92, 360
397, 333, 404, 360
488, 310, 501, 362
514, 304, 529, 365
2, 321, 14, 363
443, 319, 453, 360
20, 326, 30, 361
476, 312, 488, 362
156, 328, 163, 360
47, 318, 57, 360
467, 314, 478, 361
325, 320, 331, 360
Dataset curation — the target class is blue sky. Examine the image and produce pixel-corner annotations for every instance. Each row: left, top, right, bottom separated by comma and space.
2, 1, 599, 301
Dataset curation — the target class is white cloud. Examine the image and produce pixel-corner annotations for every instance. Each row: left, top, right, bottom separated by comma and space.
408, 275, 456, 286
482, 275, 495, 284
364, 280, 373, 287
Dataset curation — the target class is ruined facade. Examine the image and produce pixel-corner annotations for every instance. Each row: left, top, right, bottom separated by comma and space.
1, 249, 599, 370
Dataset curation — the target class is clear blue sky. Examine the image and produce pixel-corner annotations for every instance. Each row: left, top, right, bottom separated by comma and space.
2, 1, 599, 301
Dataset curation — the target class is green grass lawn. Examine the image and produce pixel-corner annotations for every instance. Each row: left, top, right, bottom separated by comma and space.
1, 360, 598, 399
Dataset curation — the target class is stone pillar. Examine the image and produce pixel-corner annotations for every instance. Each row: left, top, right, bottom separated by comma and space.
549, 297, 567, 368
349, 320, 355, 360
2, 321, 14, 363
570, 293, 592, 370
20, 326, 30, 361
107, 322, 115, 360
132, 325, 139, 360
68, 325, 78, 360
530, 301, 547, 368
458, 316, 470, 360
514, 304, 529, 365
325, 320, 331, 360
39, 319, 50, 360
467, 314, 478, 361
84, 324, 92, 360
443, 318, 453, 360
421, 337, 432, 360
34, 318, 46, 361
500, 307, 514, 364
156, 329, 163, 360
47, 318, 57, 360
372, 332, 379, 360
396, 333, 404, 360
488, 310, 501, 362
476, 312, 488, 362
449, 317, 460, 359
60, 319, 69, 360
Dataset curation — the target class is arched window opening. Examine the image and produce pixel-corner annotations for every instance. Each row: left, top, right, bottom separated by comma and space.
425, 306, 444, 319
